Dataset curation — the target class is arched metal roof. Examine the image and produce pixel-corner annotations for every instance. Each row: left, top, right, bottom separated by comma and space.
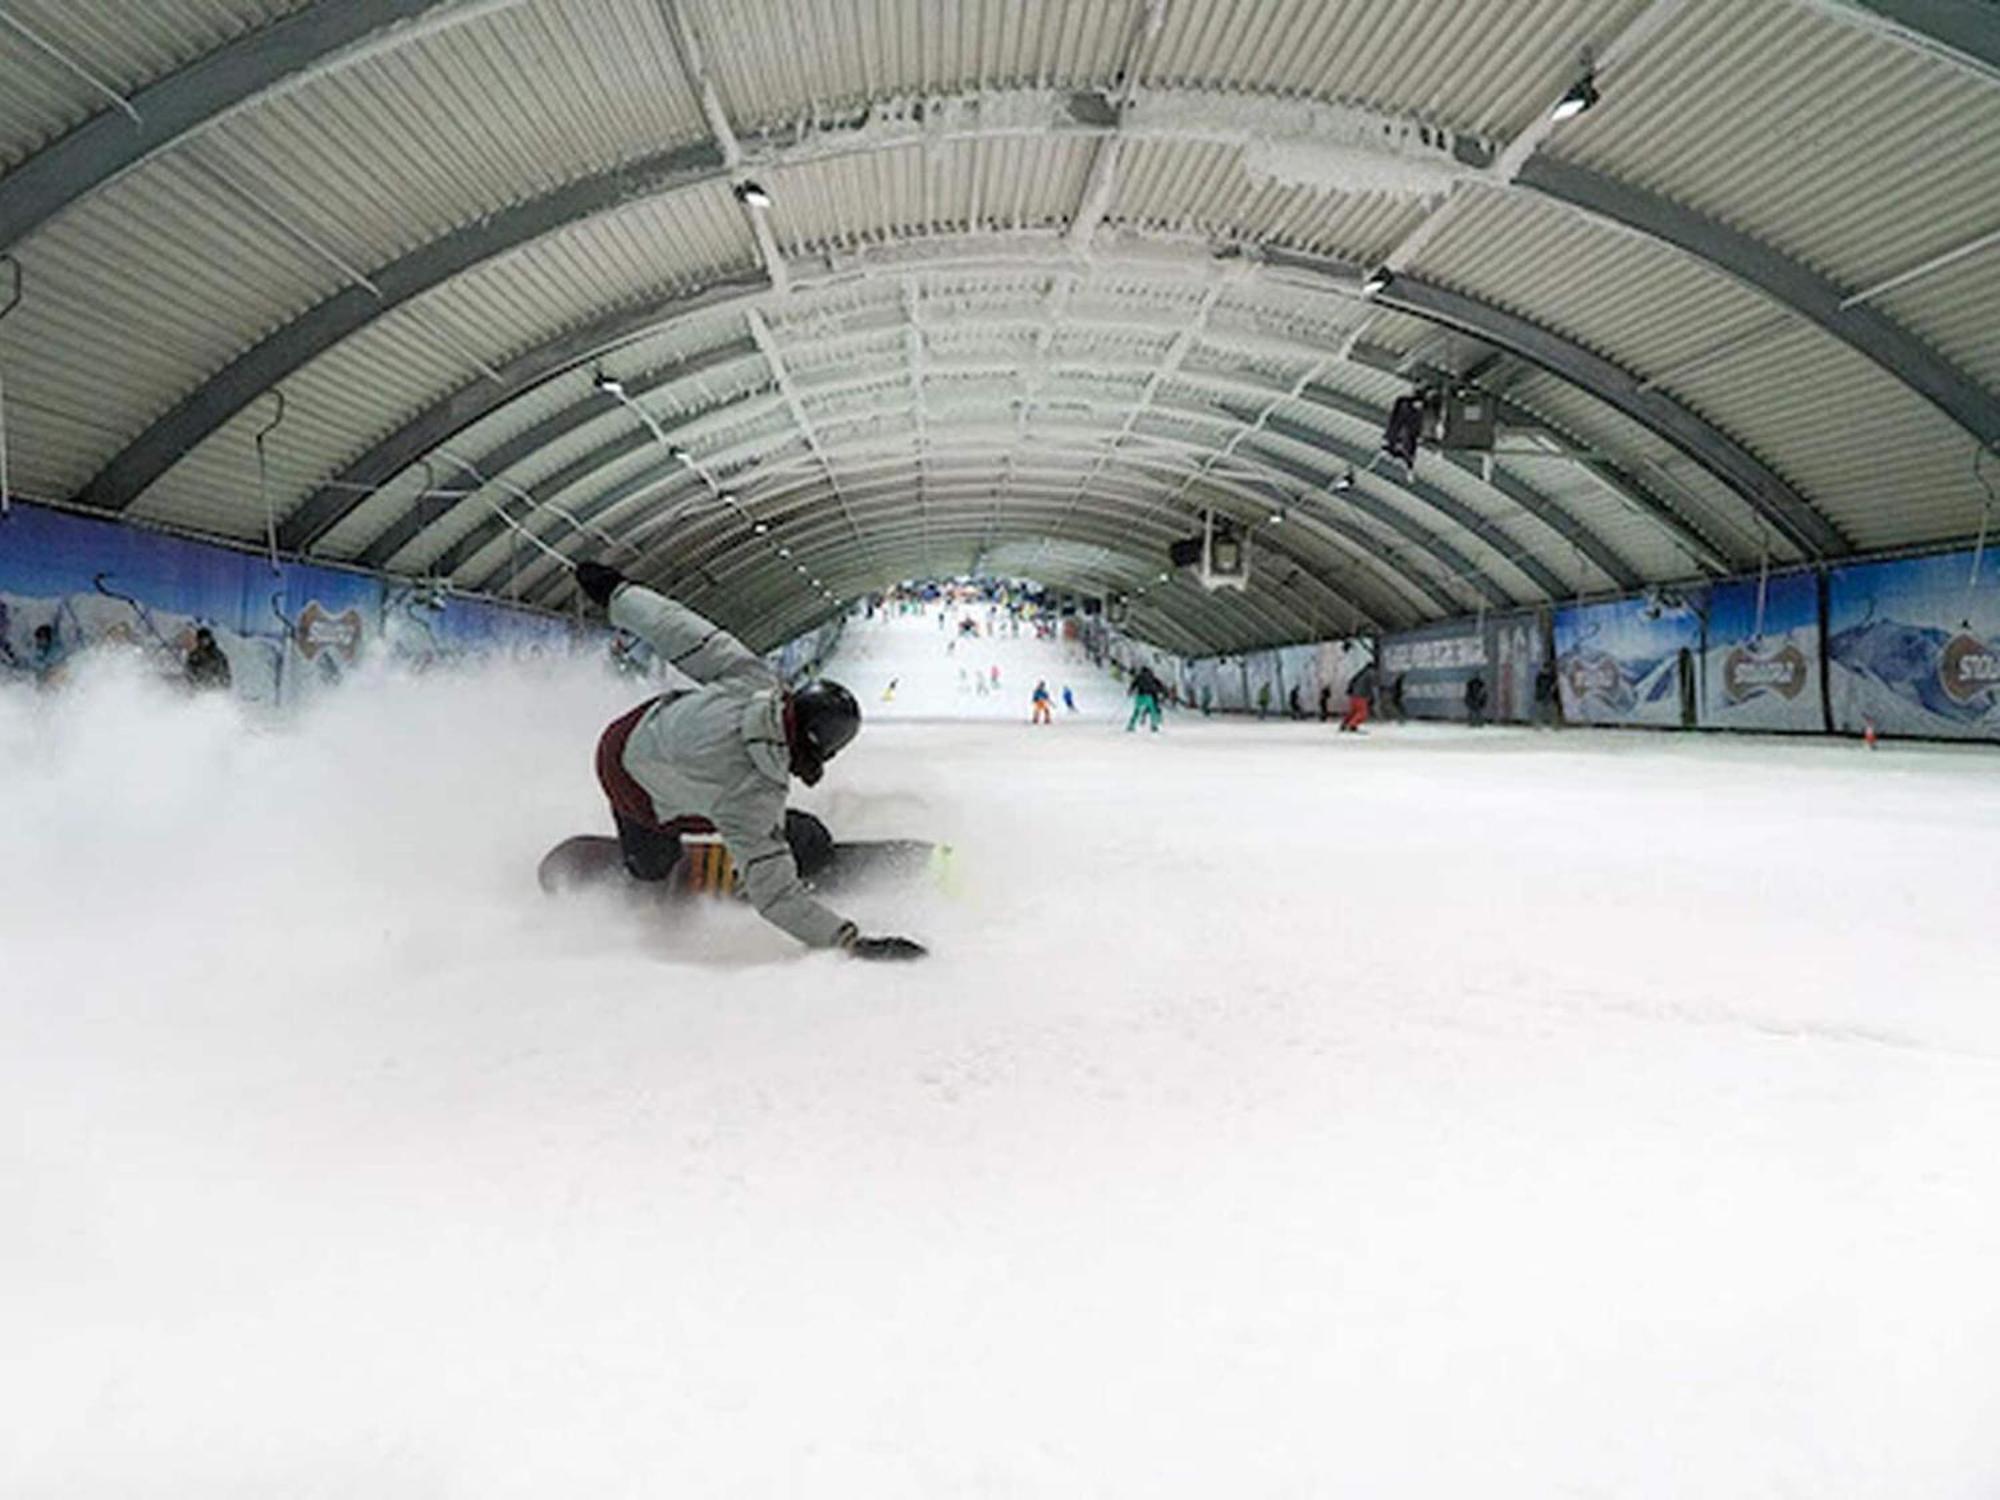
1, 0, 1994, 652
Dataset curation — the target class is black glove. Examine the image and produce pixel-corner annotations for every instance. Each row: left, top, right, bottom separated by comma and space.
849, 935, 928, 961
574, 561, 627, 608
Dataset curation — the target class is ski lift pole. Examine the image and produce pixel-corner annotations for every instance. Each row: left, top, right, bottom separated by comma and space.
1966, 444, 1996, 628
0, 256, 22, 519
254, 390, 287, 573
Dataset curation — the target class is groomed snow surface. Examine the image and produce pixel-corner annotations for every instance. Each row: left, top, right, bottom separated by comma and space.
6, 606, 1999, 1498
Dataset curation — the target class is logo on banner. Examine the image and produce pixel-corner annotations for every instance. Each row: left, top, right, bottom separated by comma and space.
1939, 632, 2000, 704
1722, 642, 1809, 703
296, 602, 364, 663
1563, 650, 1624, 703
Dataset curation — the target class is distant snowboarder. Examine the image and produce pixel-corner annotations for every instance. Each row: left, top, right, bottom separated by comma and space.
560, 562, 926, 960
1062, 684, 1076, 713
1031, 680, 1053, 724
1127, 665, 1166, 733
184, 627, 231, 693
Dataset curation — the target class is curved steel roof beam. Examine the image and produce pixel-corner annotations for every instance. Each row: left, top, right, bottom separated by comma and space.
449, 361, 1504, 617
490, 415, 1448, 624
62, 76, 1975, 550
1374, 274, 1853, 560
341, 336, 761, 564
637, 449, 1427, 631
307, 265, 1617, 599
452, 385, 1453, 620
1810, 1, 2000, 81
1515, 157, 2000, 453
0, 0, 509, 252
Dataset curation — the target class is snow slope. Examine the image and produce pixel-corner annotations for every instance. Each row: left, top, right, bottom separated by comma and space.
5, 615, 1999, 1497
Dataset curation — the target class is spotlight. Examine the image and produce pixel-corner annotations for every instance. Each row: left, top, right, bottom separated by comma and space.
1361, 267, 1392, 297
667, 444, 689, 465
753, 521, 769, 535
734, 180, 773, 209
1269, 508, 1285, 524
778, 546, 791, 557
718, 490, 737, 506
1550, 73, 1599, 123
795, 564, 807, 574
1157, 572, 1170, 582
593, 371, 626, 398
1333, 469, 1355, 493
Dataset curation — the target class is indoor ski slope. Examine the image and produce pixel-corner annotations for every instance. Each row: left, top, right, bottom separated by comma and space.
5, 606, 1999, 1498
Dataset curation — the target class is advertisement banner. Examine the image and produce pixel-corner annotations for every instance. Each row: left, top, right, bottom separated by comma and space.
1483, 610, 1549, 724
1700, 571, 1823, 732
1379, 617, 1488, 721
1554, 590, 1706, 727
1827, 549, 2000, 741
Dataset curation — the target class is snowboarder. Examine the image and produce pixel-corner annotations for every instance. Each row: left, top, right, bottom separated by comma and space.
1031, 680, 1053, 724
1341, 661, 1377, 733
184, 627, 231, 693
1127, 664, 1165, 733
571, 561, 926, 960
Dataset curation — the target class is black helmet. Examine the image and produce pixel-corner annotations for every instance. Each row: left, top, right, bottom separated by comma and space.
789, 679, 861, 786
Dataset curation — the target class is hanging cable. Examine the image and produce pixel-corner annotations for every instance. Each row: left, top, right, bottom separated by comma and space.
254, 390, 287, 574
1752, 519, 1770, 645
0, 256, 21, 520
1964, 444, 1996, 627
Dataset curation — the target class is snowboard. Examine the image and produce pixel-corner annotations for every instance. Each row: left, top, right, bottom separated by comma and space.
538, 831, 950, 902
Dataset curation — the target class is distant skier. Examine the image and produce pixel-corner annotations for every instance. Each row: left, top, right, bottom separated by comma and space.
1464, 672, 1488, 727
1031, 680, 1053, 724
1062, 684, 1076, 714
1534, 659, 1560, 728
1341, 661, 1377, 733
571, 561, 925, 961
1317, 683, 1333, 722
882, 677, 898, 703
1127, 664, 1166, 733
1287, 684, 1303, 720
184, 627, 231, 693
989, 663, 1001, 690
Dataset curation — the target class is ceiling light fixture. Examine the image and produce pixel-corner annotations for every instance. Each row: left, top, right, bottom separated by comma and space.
1550, 73, 1600, 123
667, 444, 690, 465
1361, 268, 1393, 297
593, 371, 625, 398
734, 180, 772, 209
777, 546, 791, 557
1333, 469, 1356, 493
753, 521, 769, 535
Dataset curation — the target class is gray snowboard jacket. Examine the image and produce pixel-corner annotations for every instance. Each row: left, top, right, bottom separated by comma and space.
607, 583, 856, 950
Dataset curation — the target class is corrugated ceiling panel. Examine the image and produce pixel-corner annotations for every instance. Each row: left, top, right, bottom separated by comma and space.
188, 0, 710, 271
1497, 366, 1781, 570
1, 153, 343, 496
1415, 189, 1779, 379
1143, 0, 1658, 139
1554, 0, 2000, 290
130, 311, 467, 539
1666, 323, 1994, 553
1875, 250, 2000, 396
1497, 449, 1694, 588
689, 0, 1133, 130
1109, 136, 1429, 261
0, 0, 305, 170
127, 181, 757, 536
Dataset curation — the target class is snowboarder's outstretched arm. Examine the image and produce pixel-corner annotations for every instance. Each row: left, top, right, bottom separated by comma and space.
594, 572, 771, 691
710, 775, 858, 949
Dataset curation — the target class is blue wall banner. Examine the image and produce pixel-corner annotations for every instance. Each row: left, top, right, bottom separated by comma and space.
1700, 571, 1823, 732
1827, 549, 2000, 741
1554, 591, 1706, 727
1380, 617, 1488, 721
